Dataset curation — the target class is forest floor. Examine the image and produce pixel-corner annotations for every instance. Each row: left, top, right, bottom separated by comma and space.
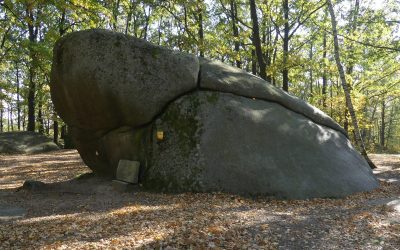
0, 150, 399, 249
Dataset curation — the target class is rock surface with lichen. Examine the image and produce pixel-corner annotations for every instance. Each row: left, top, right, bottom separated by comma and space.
50, 29, 378, 199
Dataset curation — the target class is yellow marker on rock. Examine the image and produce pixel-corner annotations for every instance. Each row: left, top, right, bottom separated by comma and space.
156, 131, 164, 141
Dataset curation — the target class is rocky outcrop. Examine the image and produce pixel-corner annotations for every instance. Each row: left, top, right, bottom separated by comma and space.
51, 29, 199, 130
50, 29, 378, 199
146, 91, 377, 198
0, 132, 59, 154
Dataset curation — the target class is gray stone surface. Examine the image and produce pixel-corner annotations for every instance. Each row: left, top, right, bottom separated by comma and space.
116, 160, 140, 184
0, 131, 59, 154
0, 206, 26, 221
199, 58, 346, 135
145, 91, 378, 199
51, 29, 199, 130
50, 29, 379, 199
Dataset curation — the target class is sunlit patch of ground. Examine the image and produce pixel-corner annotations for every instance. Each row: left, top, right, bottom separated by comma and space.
371, 154, 400, 184
0, 152, 399, 249
0, 150, 89, 189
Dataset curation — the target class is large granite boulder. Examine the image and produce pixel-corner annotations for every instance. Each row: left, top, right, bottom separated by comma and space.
51, 29, 199, 130
50, 29, 378, 198
146, 91, 377, 198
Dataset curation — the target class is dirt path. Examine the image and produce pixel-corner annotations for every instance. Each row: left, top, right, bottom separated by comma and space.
0, 151, 399, 249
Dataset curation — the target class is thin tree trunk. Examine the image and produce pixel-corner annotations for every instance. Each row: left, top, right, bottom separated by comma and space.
327, 0, 376, 169
380, 98, 385, 148
345, 0, 359, 76
251, 49, 257, 75
37, 100, 44, 134
282, 0, 289, 92
385, 105, 394, 147
141, 5, 151, 40
344, 109, 349, 134
9, 104, 13, 131
330, 77, 333, 116
0, 105, 3, 132
322, 28, 327, 107
16, 61, 21, 130
53, 113, 59, 144
157, 17, 162, 45
7, 105, 10, 132
198, 2, 204, 57
125, 0, 135, 35
249, 0, 267, 80
367, 101, 378, 146
22, 107, 26, 130
112, 0, 121, 31
271, 33, 279, 86
341, 0, 360, 138
309, 42, 313, 99
230, 0, 241, 68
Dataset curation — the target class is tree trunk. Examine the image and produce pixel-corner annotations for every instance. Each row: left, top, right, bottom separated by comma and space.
26, 6, 39, 132
385, 105, 394, 147
309, 42, 313, 98
249, 0, 267, 80
198, 2, 204, 57
380, 98, 385, 148
27, 66, 35, 132
322, 28, 327, 107
22, 107, 26, 130
37, 101, 44, 134
53, 117, 59, 144
230, 0, 241, 68
142, 5, 151, 40
251, 49, 257, 75
367, 101, 378, 146
46, 118, 50, 135
344, 108, 349, 134
112, 0, 121, 31
330, 78, 333, 116
8, 104, 13, 131
157, 17, 162, 45
125, 0, 135, 35
7, 106, 10, 132
282, 0, 289, 92
0, 105, 3, 132
345, 0, 359, 76
327, 0, 376, 169
341, 0, 360, 138
271, 33, 279, 86
16, 61, 21, 130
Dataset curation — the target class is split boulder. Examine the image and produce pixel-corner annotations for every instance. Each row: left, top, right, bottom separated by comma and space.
50, 29, 379, 199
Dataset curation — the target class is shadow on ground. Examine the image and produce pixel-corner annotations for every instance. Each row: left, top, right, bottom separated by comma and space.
0, 152, 399, 249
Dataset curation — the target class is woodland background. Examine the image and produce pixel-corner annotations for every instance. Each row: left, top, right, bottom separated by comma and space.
0, 0, 399, 152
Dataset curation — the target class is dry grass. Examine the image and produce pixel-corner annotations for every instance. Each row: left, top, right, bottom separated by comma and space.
0, 151, 399, 249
